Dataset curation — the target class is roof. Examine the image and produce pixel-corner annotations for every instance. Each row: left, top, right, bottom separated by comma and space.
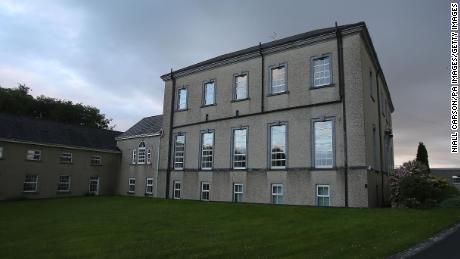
117, 115, 163, 139
161, 22, 365, 80
0, 113, 122, 151
160, 21, 394, 112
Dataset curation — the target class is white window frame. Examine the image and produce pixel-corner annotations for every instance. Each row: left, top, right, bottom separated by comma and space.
313, 119, 334, 169
57, 175, 71, 192
234, 73, 248, 100
312, 55, 332, 87
146, 148, 152, 164
233, 183, 244, 203
23, 175, 39, 193
174, 134, 185, 170
271, 184, 283, 204
232, 128, 248, 169
88, 176, 99, 195
137, 141, 146, 164
173, 180, 181, 199
26, 150, 41, 161
316, 184, 330, 207
177, 87, 188, 110
145, 177, 154, 195
203, 81, 215, 106
0, 146, 3, 159
128, 178, 136, 194
453, 176, 460, 185
60, 152, 73, 164
270, 64, 287, 94
270, 124, 287, 169
201, 182, 210, 201
200, 131, 214, 170
90, 155, 102, 166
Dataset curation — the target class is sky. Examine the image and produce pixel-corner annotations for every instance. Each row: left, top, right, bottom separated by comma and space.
0, 0, 457, 167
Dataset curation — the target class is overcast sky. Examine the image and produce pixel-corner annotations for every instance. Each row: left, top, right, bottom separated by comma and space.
0, 0, 457, 167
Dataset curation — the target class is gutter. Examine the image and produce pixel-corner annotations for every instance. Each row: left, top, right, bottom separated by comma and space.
165, 69, 176, 199
336, 22, 349, 207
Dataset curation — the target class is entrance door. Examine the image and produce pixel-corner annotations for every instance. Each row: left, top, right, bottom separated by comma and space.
89, 176, 100, 195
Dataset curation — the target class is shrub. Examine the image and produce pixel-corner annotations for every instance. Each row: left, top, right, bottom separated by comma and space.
439, 196, 460, 208
390, 160, 455, 208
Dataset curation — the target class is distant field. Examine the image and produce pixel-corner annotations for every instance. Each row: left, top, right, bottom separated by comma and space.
0, 197, 459, 258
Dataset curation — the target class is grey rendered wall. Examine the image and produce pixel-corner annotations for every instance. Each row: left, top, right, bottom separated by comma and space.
0, 141, 120, 200
116, 135, 165, 198
161, 31, 371, 207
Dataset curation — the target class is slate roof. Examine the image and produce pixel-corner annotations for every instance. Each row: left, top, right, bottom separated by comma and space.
0, 113, 122, 151
117, 115, 163, 139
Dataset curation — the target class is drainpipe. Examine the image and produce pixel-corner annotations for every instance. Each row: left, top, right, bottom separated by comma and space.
259, 42, 265, 112
165, 69, 176, 199
155, 129, 162, 198
376, 72, 385, 206
336, 22, 349, 207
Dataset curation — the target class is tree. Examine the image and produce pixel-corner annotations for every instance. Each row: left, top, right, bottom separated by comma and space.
416, 142, 430, 171
0, 84, 113, 129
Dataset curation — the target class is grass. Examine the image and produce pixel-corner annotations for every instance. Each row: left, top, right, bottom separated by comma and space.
0, 197, 459, 258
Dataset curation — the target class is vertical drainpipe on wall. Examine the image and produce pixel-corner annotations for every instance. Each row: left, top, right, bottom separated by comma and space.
376, 71, 385, 206
155, 129, 162, 198
165, 69, 176, 199
259, 42, 265, 112
336, 22, 349, 207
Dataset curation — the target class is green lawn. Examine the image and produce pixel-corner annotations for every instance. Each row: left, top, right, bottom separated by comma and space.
0, 197, 459, 258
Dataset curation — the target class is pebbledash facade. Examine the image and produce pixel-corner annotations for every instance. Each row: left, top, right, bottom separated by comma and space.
158, 21, 394, 208
0, 22, 394, 207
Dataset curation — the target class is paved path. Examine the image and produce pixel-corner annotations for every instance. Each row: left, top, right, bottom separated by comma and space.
410, 226, 460, 259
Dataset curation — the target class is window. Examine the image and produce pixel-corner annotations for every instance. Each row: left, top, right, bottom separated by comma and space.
174, 134, 185, 170
147, 149, 152, 164
26, 150, 41, 161
60, 152, 72, 163
270, 65, 287, 94
91, 155, 102, 166
128, 178, 135, 194
23, 175, 38, 192
233, 183, 243, 202
316, 185, 330, 206
201, 131, 214, 170
88, 176, 99, 194
57, 175, 71, 192
234, 74, 248, 100
132, 149, 137, 164
137, 141, 146, 164
201, 182, 210, 201
372, 126, 378, 169
270, 124, 287, 169
145, 178, 153, 195
232, 128, 247, 169
369, 70, 374, 100
173, 181, 181, 199
203, 81, 215, 106
177, 88, 188, 110
453, 176, 460, 184
312, 55, 331, 87
314, 120, 334, 168
271, 184, 283, 204
0, 147, 3, 159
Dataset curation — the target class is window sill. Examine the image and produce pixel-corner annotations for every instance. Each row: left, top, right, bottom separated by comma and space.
57, 190, 71, 193
310, 83, 335, 90
90, 164, 103, 167
23, 191, 38, 193
201, 103, 217, 108
269, 167, 287, 171
26, 159, 41, 162
268, 91, 289, 97
175, 108, 189, 112
60, 162, 73, 165
231, 98, 250, 103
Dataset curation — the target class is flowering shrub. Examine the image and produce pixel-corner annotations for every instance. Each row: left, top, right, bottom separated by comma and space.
390, 160, 457, 208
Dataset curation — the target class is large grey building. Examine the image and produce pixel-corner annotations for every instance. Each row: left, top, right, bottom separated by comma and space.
0, 22, 395, 208
158, 21, 394, 207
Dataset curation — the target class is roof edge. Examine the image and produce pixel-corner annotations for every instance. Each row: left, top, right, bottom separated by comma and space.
0, 138, 121, 153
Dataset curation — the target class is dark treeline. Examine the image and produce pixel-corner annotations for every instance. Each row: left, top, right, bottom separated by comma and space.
0, 84, 112, 129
